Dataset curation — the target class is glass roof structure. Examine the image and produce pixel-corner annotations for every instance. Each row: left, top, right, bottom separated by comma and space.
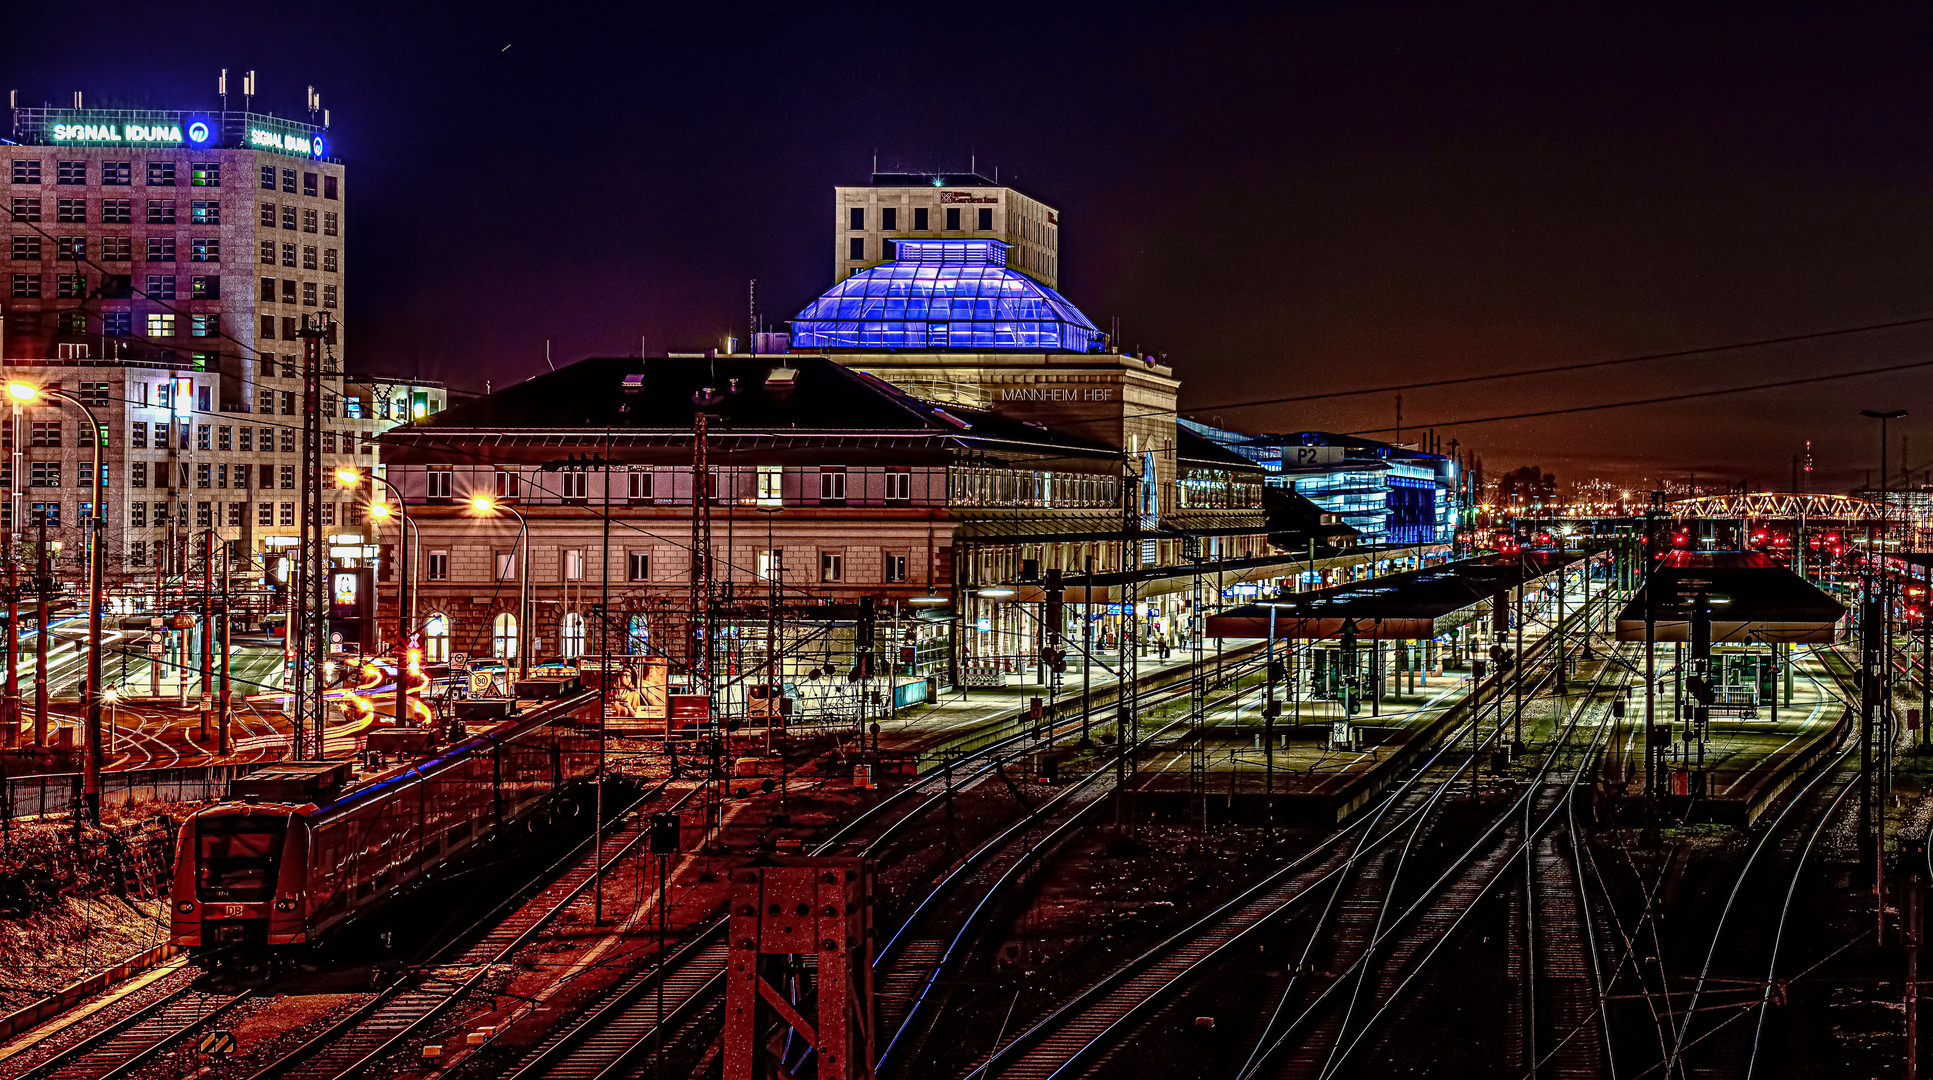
791, 239, 1104, 352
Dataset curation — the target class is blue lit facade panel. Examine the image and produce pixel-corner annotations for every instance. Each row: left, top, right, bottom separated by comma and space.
1385, 475, 1439, 545
793, 239, 1103, 351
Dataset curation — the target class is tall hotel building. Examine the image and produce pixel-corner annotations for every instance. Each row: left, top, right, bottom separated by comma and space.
0, 103, 371, 575
835, 171, 1061, 288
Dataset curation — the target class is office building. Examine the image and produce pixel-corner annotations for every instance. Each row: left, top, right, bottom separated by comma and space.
834, 170, 1060, 288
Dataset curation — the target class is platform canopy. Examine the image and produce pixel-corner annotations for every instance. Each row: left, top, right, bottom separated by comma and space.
1615, 551, 1846, 644
1205, 551, 1580, 641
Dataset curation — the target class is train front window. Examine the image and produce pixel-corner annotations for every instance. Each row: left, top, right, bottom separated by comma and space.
195, 815, 287, 902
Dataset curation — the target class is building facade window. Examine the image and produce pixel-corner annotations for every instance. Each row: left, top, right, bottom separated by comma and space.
627, 468, 653, 504
147, 199, 176, 224
102, 162, 130, 186
10, 160, 40, 184
191, 162, 220, 187
560, 612, 586, 659
146, 237, 176, 262
819, 468, 847, 503
820, 551, 844, 582
55, 198, 84, 223
628, 551, 651, 581
886, 553, 909, 582
426, 550, 449, 580
424, 613, 449, 661
491, 613, 517, 658
146, 161, 176, 186
496, 551, 517, 581
426, 467, 452, 500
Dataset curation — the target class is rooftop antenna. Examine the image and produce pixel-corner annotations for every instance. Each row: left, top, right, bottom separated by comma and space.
307, 86, 320, 121
748, 279, 758, 355
322, 108, 330, 130
73, 91, 82, 109
544, 339, 555, 371
242, 70, 255, 111
218, 69, 228, 112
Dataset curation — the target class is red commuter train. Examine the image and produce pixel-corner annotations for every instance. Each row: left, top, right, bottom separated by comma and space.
169, 689, 601, 956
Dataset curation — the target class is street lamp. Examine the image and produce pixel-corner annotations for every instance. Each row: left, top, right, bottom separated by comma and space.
4, 380, 105, 823
339, 467, 416, 724
471, 495, 530, 682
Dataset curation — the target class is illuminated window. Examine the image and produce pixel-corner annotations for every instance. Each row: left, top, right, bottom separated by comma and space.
191, 162, 220, 187
146, 312, 176, 337
560, 612, 586, 659
424, 613, 449, 661
191, 200, 219, 225
190, 238, 219, 262
491, 612, 517, 658
279, 501, 294, 526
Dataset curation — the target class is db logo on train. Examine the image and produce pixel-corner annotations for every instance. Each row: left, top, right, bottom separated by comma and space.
220, 904, 251, 918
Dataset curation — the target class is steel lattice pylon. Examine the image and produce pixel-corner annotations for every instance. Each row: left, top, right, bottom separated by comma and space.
293, 314, 332, 759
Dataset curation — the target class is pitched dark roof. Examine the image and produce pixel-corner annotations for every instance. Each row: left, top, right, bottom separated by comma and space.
1178, 425, 1266, 471
382, 354, 1119, 462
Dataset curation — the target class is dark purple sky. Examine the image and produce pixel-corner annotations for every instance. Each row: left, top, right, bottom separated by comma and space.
10, 2, 1933, 491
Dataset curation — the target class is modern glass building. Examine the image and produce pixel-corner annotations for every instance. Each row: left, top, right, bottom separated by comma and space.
791, 239, 1104, 352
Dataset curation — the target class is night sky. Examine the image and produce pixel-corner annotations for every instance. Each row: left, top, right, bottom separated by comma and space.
9, 3, 1933, 492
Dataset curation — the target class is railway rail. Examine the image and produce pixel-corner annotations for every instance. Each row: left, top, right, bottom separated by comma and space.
237, 778, 692, 1080
943, 582, 1625, 1080
500, 649, 1279, 1080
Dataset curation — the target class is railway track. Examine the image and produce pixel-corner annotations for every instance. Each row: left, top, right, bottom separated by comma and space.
501, 651, 1278, 1080
942, 582, 1625, 1080
18, 985, 254, 1080
236, 778, 692, 1080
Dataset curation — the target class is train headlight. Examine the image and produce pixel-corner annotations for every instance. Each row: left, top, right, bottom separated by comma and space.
176, 900, 195, 914
274, 899, 297, 912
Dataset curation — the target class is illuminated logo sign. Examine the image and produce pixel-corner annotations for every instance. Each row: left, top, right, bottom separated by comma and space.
939, 192, 998, 204
186, 120, 213, 145
248, 127, 323, 157
51, 122, 184, 144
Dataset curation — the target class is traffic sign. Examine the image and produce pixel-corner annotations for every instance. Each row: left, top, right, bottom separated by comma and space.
199, 1029, 237, 1057
147, 638, 163, 657
469, 671, 493, 694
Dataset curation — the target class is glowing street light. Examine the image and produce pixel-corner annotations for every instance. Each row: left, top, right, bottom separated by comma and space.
338, 466, 418, 725
5, 380, 107, 821
471, 495, 531, 682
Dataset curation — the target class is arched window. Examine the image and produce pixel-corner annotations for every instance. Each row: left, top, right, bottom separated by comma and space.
492, 612, 518, 659
424, 613, 450, 663
627, 614, 651, 655
560, 612, 586, 659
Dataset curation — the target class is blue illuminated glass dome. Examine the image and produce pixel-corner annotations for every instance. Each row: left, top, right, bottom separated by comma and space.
791, 239, 1105, 352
